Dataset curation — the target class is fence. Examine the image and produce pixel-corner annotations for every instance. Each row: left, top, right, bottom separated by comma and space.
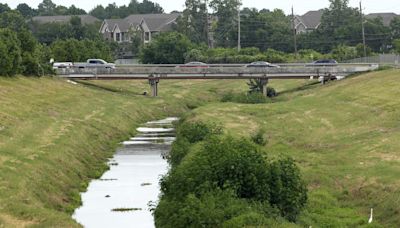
345, 54, 400, 66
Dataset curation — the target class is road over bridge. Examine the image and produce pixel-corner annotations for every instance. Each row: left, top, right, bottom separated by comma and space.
57, 63, 379, 96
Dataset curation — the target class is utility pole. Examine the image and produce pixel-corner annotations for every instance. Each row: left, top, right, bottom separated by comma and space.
292, 6, 298, 59
238, 5, 241, 52
360, 1, 367, 58
205, 0, 212, 48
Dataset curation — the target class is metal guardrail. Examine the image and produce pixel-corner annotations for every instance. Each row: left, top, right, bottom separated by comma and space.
57, 63, 379, 97
57, 64, 379, 77
113, 63, 379, 68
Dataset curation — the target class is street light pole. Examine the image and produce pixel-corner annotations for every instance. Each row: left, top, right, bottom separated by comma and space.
238, 5, 241, 52
292, 6, 298, 59
360, 1, 367, 58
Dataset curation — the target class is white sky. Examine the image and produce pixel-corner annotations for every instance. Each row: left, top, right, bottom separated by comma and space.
2, 0, 400, 15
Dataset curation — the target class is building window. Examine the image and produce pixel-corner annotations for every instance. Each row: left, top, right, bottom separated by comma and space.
144, 32, 150, 41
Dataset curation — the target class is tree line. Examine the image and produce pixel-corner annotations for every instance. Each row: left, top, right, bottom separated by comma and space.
0, 0, 166, 76
175, 0, 400, 54
139, 0, 400, 63
0, 0, 163, 20
0, 10, 112, 76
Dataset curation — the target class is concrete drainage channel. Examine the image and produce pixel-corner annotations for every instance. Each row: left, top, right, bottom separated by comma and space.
73, 117, 178, 228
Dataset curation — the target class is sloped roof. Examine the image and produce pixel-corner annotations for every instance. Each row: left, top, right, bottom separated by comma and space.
366, 13, 398, 26
104, 19, 131, 32
32, 15, 100, 25
128, 13, 181, 31
300, 10, 323, 29
100, 13, 181, 34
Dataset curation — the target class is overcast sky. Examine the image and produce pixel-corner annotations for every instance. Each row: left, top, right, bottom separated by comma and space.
2, 0, 400, 15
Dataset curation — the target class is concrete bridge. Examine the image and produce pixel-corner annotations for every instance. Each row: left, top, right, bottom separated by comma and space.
57, 63, 379, 96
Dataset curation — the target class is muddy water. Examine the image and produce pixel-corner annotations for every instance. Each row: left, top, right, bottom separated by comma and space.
72, 117, 177, 228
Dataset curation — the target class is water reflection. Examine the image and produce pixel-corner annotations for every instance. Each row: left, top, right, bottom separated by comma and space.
73, 117, 177, 228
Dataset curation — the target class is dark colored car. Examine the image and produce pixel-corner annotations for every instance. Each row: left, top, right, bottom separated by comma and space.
309, 59, 338, 66
245, 61, 280, 68
177, 62, 209, 68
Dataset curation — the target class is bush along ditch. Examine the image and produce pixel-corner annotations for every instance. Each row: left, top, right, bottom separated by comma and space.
221, 79, 277, 104
155, 120, 308, 227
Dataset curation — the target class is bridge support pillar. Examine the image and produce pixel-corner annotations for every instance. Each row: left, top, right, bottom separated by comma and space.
260, 79, 269, 97
149, 77, 159, 97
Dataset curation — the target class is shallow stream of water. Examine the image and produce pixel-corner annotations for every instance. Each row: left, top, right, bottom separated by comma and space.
72, 117, 177, 228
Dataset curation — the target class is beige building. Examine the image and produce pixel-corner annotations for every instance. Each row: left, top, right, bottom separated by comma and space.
99, 13, 181, 44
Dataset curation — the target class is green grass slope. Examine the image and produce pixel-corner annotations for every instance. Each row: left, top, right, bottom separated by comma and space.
0, 77, 257, 227
189, 69, 400, 227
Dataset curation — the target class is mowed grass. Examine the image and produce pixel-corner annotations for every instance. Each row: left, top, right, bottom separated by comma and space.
0, 76, 273, 227
188, 69, 400, 227
2, 71, 397, 227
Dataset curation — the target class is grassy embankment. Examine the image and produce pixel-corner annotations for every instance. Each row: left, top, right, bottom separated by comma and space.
2, 69, 398, 227
0, 76, 266, 227
185, 69, 400, 227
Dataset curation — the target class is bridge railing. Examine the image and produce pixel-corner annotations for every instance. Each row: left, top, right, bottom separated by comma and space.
114, 63, 379, 68
56, 64, 379, 76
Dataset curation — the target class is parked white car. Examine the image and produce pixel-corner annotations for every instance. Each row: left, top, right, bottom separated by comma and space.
52, 62, 73, 69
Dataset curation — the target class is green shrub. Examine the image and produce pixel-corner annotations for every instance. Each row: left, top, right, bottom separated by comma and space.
266, 87, 277, 97
220, 91, 235, 102
221, 92, 270, 104
140, 32, 193, 64
251, 129, 268, 146
177, 121, 223, 144
0, 28, 22, 76
155, 189, 279, 228
237, 92, 269, 104
167, 137, 191, 167
158, 119, 308, 225
269, 157, 308, 221
160, 136, 271, 201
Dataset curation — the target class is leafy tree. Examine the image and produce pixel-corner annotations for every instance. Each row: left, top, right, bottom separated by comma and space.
240, 8, 292, 52
54, 5, 68, 15
355, 43, 372, 57
90, 5, 107, 20
184, 48, 206, 62
31, 18, 102, 44
0, 3, 10, 14
51, 39, 113, 62
32, 22, 73, 44
137, 0, 163, 14
70, 16, 84, 39
309, 0, 361, 52
0, 29, 22, 76
16, 3, 38, 18
394, 39, 400, 54
66, 5, 86, 15
364, 17, 391, 52
390, 16, 400, 39
140, 32, 194, 64
0, 11, 28, 32
331, 44, 357, 61
90, 0, 163, 19
209, 0, 241, 47
129, 29, 142, 56
174, 0, 208, 44
105, 3, 119, 18
38, 0, 57, 16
